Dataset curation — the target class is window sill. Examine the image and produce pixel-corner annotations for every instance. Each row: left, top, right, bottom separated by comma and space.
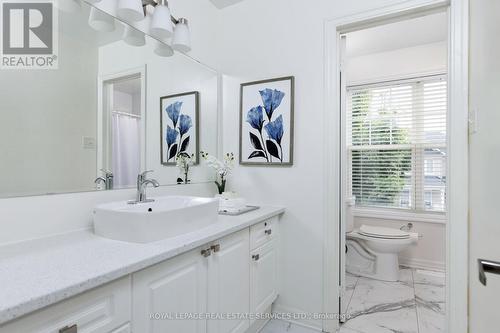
352, 207, 446, 224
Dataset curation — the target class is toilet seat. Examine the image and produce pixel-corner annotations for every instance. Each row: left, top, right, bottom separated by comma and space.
358, 225, 410, 239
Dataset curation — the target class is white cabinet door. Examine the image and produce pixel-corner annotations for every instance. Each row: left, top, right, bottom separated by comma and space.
133, 248, 208, 333
250, 240, 277, 320
0, 277, 131, 333
207, 229, 250, 333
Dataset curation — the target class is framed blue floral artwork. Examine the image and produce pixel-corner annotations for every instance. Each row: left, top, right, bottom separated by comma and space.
160, 91, 199, 165
240, 76, 294, 166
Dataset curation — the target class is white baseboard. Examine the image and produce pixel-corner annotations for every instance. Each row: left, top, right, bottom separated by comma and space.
400, 257, 445, 271
271, 303, 323, 332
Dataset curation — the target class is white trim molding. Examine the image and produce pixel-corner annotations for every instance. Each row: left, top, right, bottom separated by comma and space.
446, 0, 469, 332
353, 207, 446, 224
323, 1, 468, 333
400, 257, 446, 271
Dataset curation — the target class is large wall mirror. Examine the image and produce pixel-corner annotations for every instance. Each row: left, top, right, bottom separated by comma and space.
0, 1, 219, 198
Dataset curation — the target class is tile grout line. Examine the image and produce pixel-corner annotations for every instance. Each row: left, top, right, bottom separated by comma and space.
345, 275, 360, 317
412, 268, 421, 333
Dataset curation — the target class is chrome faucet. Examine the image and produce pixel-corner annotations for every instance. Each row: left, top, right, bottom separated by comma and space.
94, 169, 114, 190
129, 170, 160, 204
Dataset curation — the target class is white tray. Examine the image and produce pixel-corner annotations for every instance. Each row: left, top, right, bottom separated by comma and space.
218, 205, 260, 216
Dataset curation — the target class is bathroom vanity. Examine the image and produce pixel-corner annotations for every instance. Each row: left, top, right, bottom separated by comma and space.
0, 2, 283, 333
0, 206, 283, 333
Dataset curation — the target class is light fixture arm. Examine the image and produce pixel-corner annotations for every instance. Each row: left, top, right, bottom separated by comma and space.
142, 0, 179, 24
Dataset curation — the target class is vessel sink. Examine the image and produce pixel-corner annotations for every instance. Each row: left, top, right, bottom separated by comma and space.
93, 196, 219, 243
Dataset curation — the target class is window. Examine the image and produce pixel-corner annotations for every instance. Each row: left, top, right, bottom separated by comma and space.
347, 76, 447, 213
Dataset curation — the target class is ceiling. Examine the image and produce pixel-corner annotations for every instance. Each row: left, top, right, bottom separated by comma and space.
210, 0, 246, 9
346, 11, 448, 58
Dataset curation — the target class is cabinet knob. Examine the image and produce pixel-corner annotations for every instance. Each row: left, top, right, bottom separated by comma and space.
211, 244, 221, 253
252, 254, 260, 261
265, 229, 272, 235
201, 248, 212, 257
59, 324, 77, 333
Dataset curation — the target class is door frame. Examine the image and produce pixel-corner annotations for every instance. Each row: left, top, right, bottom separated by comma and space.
322, 0, 469, 332
97, 65, 147, 176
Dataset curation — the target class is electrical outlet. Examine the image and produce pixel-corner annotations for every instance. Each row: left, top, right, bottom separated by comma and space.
82, 136, 96, 149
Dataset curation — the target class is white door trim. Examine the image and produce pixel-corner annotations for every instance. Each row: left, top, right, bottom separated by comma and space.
322, 1, 469, 332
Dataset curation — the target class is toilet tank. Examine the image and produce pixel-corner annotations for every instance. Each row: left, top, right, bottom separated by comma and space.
345, 196, 356, 233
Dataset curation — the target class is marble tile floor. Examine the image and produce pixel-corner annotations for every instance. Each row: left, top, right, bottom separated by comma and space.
340, 267, 445, 333
260, 268, 445, 333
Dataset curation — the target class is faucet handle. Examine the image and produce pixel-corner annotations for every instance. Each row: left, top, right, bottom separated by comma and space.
139, 170, 154, 178
100, 169, 113, 177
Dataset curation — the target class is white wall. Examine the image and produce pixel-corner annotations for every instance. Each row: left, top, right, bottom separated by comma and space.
345, 40, 448, 270
346, 41, 447, 84
216, 0, 420, 329
0, 19, 98, 197
113, 89, 141, 115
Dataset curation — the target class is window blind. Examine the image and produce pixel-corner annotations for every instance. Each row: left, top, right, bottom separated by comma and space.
347, 76, 447, 212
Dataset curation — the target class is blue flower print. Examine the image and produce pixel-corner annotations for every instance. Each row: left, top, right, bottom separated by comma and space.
178, 114, 192, 136
259, 88, 285, 120
166, 125, 178, 147
166, 101, 182, 127
246, 106, 265, 131
264, 115, 284, 144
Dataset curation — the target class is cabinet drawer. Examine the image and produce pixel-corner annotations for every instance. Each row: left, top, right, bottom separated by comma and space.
0, 277, 131, 333
250, 217, 277, 250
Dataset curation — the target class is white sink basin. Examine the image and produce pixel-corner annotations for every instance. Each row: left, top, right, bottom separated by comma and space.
93, 196, 219, 243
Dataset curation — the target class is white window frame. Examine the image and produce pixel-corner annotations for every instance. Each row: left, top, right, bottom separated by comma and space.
347, 75, 447, 218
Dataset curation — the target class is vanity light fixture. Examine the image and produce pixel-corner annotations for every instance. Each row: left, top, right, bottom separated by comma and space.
172, 18, 191, 53
56, 0, 82, 13
87, 0, 192, 53
117, 0, 144, 22
154, 41, 174, 57
138, 0, 192, 53
123, 26, 146, 46
88, 7, 116, 32
149, 0, 173, 39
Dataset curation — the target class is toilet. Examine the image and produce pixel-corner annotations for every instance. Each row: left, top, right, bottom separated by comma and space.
346, 225, 419, 281
344, 198, 418, 282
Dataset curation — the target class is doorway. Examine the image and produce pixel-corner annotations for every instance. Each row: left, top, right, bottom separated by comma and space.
97, 67, 146, 188
338, 12, 449, 332
322, 1, 469, 333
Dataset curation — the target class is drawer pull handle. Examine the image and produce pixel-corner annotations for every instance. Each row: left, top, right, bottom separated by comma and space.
201, 248, 212, 257
265, 229, 272, 235
211, 244, 221, 253
59, 324, 77, 333
478, 258, 500, 286
252, 254, 260, 261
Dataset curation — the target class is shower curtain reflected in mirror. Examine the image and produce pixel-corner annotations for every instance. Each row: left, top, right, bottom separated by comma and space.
112, 112, 141, 187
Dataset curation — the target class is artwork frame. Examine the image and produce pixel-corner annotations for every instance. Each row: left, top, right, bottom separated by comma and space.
239, 76, 294, 166
160, 91, 199, 166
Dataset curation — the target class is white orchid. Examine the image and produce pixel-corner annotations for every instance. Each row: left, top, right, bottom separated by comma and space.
201, 152, 235, 194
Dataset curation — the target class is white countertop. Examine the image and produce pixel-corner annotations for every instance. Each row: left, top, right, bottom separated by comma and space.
0, 206, 284, 325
